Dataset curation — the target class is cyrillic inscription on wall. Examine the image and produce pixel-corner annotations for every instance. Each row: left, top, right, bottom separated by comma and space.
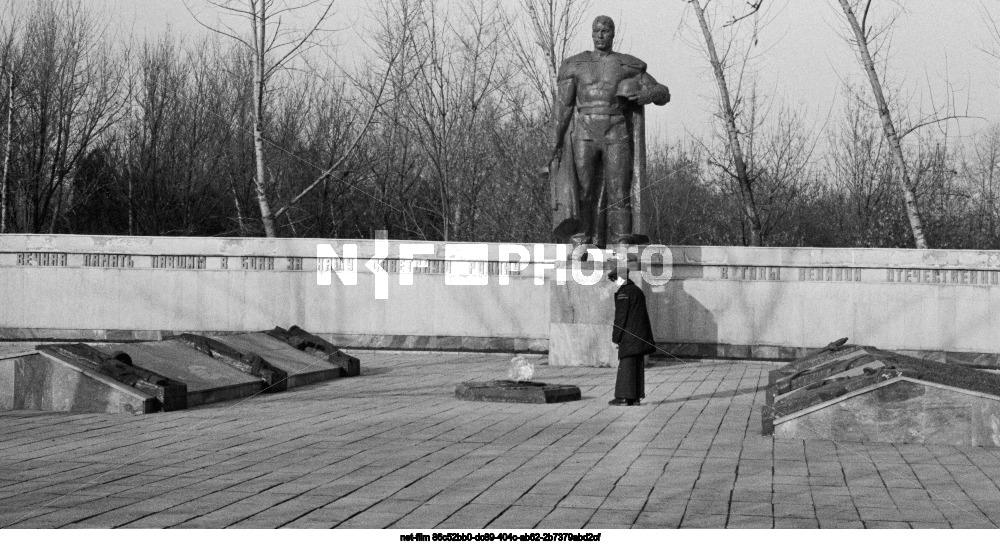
151, 255, 206, 269
316, 257, 355, 272
313, 258, 520, 276
16, 253, 67, 267
84, 254, 134, 268
241, 256, 274, 270
719, 266, 780, 281
887, 269, 1000, 285
799, 268, 861, 282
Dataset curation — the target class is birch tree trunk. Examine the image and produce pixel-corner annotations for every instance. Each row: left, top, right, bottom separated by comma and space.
689, 0, 763, 246
252, 0, 276, 237
836, 0, 928, 249
1, 72, 12, 233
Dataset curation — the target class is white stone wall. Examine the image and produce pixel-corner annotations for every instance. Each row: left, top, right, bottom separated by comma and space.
3, 235, 1000, 358
0, 235, 552, 346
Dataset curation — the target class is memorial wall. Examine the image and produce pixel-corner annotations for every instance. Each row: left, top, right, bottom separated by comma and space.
0, 235, 551, 351
2, 235, 1000, 362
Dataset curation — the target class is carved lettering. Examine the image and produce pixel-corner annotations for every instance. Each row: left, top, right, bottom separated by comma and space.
16, 252, 67, 267
241, 256, 274, 270
800, 267, 860, 282
884, 268, 996, 285
83, 254, 134, 268
724, 266, 781, 281
152, 255, 206, 269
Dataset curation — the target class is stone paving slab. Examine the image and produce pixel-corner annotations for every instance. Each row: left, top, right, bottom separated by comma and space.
1, 351, 1000, 529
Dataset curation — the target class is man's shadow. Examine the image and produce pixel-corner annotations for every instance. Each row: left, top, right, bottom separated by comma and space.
649, 384, 762, 405
639, 245, 719, 361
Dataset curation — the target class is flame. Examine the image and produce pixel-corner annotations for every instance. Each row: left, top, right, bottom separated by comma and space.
508, 355, 534, 382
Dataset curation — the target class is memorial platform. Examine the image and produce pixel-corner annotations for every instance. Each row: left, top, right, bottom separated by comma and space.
1, 351, 999, 529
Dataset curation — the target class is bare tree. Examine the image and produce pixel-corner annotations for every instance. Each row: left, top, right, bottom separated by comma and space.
979, 1, 1000, 63
186, 0, 335, 237
825, 85, 899, 245
511, 0, 591, 113
962, 124, 1000, 247
395, 0, 514, 241
12, 0, 127, 233
834, 0, 929, 248
349, 0, 429, 239
0, 8, 19, 234
686, 0, 766, 245
742, 93, 818, 244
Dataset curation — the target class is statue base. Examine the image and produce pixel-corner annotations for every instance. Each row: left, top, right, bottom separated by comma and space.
548, 280, 620, 368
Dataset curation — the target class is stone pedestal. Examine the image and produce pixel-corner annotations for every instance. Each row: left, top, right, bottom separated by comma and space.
549, 280, 619, 367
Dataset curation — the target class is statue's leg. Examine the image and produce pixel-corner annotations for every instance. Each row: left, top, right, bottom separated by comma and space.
605, 140, 633, 244
572, 138, 600, 244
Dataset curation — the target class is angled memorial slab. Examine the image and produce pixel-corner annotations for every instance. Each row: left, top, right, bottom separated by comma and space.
94, 340, 264, 407
208, 330, 350, 388
5, 327, 358, 415
764, 339, 1000, 448
34, 344, 187, 414
172, 333, 288, 392
265, 326, 360, 377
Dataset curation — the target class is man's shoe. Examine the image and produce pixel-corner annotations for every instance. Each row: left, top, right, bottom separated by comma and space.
626, 399, 641, 406
608, 398, 626, 406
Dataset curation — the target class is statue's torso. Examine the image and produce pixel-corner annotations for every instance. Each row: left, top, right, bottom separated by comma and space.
567, 52, 645, 142
572, 53, 642, 110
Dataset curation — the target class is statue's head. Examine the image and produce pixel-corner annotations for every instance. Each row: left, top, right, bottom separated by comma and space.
592, 16, 615, 52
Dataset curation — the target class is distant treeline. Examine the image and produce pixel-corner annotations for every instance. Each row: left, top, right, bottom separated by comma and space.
0, 0, 998, 249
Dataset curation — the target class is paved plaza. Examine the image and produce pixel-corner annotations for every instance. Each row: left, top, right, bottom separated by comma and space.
1, 349, 1000, 529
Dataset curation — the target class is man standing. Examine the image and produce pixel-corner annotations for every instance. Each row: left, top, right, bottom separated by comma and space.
608, 267, 655, 406
550, 15, 670, 247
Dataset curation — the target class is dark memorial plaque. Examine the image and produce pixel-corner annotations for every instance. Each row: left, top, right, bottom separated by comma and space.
455, 380, 581, 404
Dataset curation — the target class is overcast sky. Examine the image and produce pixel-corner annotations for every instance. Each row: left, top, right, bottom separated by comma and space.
76, 0, 1000, 147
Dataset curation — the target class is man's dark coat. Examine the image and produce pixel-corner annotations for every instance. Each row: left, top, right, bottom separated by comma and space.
612, 279, 656, 359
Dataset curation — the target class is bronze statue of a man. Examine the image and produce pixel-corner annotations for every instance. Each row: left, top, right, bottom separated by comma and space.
550, 15, 670, 247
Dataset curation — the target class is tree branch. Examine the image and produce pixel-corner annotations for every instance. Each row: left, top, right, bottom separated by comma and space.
722, 0, 763, 28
